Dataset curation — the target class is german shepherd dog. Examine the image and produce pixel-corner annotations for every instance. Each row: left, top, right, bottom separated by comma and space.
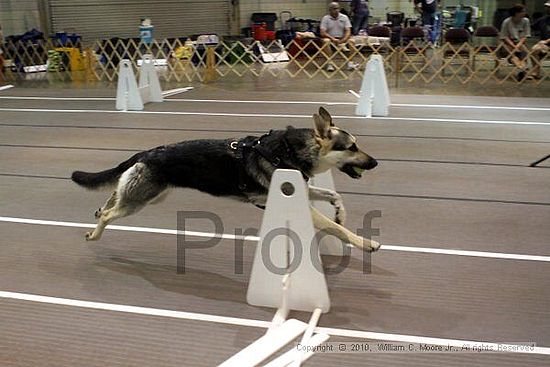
72, 107, 380, 251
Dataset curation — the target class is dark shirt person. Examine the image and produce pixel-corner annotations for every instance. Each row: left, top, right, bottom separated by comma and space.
531, 2, 550, 78
351, 0, 369, 35
414, 0, 437, 26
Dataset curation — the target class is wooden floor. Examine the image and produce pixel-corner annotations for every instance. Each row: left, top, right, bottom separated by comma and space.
0, 86, 549, 366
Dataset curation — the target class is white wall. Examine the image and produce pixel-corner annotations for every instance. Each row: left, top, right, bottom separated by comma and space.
368, 0, 416, 23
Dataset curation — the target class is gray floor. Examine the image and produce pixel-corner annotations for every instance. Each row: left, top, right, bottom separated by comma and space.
0, 85, 549, 366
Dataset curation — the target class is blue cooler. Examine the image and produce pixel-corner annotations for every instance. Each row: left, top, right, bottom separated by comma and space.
140, 25, 154, 44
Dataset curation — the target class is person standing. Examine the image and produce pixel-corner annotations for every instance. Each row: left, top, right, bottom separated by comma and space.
350, 0, 369, 35
414, 0, 437, 26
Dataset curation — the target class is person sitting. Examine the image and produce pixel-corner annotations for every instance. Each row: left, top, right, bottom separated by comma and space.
531, 2, 550, 79
500, 4, 531, 81
320, 2, 358, 71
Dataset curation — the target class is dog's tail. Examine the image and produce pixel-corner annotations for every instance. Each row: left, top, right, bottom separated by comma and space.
71, 152, 145, 190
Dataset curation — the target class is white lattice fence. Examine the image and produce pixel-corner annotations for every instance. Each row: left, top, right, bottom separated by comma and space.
1, 38, 548, 85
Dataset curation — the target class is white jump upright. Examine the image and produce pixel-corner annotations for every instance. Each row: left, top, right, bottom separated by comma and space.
247, 169, 331, 314
355, 54, 390, 117
220, 169, 331, 367
116, 55, 163, 111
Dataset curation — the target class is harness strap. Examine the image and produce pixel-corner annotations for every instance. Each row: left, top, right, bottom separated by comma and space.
254, 140, 309, 182
232, 139, 253, 190
230, 131, 308, 191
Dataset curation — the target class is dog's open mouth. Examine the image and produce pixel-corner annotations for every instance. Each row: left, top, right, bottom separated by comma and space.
341, 159, 377, 179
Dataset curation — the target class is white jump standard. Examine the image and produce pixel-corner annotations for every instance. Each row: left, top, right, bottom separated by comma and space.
355, 54, 390, 117
247, 169, 331, 314
222, 169, 335, 367
116, 55, 163, 111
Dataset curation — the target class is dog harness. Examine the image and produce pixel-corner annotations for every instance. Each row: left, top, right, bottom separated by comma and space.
230, 130, 308, 192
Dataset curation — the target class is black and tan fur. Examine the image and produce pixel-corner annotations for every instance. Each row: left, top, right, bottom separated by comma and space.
71, 107, 380, 251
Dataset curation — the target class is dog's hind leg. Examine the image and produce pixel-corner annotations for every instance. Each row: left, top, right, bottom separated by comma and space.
85, 162, 166, 241
95, 191, 118, 219
86, 204, 135, 241
308, 186, 346, 225
310, 206, 380, 252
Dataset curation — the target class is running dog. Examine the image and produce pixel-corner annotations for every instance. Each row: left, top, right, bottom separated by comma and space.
72, 107, 380, 251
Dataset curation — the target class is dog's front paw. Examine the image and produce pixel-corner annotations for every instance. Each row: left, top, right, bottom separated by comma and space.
85, 231, 99, 241
363, 239, 381, 252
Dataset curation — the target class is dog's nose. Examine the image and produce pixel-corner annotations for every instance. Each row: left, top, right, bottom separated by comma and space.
366, 158, 378, 170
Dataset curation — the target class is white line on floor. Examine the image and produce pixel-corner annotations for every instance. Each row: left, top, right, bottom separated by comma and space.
0, 291, 548, 355
0, 93, 550, 111
0, 96, 351, 104
0, 291, 271, 328
1, 95, 549, 111
374, 116, 550, 126
173, 97, 550, 112
391, 103, 550, 112
1, 216, 549, 262
0, 107, 548, 126
0, 96, 113, 101
168, 98, 351, 106
0, 85, 14, 92
347, 90, 550, 111
0, 216, 256, 242
0, 107, 321, 118
381, 245, 550, 262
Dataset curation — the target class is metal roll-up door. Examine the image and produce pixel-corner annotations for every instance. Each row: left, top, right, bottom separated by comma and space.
0, 0, 41, 35
48, 0, 230, 42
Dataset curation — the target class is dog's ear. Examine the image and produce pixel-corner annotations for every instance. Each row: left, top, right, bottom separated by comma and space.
318, 107, 334, 127
313, 113, 331, 139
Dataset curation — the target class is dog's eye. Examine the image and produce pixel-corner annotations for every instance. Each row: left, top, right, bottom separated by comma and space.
349, 143, 358, 152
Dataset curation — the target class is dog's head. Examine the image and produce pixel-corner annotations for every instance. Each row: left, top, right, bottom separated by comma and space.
313, 107, 377, 179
